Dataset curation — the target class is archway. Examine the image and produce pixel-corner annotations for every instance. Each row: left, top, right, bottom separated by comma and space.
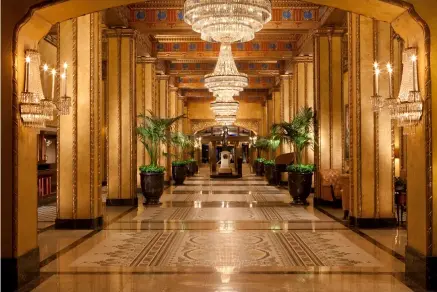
2, 0, 436, 290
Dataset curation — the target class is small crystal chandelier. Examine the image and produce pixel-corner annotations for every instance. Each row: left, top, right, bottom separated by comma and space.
20, 50, 46, 128
205, 43, 248, 98
370, 62, 384, 112
184, 0, 272, 43
393, 48, 423, 134
215, 115, 237, 126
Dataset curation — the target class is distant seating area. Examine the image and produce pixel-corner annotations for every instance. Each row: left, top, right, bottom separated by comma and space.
319, 169, 350, 218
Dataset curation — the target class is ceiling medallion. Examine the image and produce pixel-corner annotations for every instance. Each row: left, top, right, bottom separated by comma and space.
184, 0, 272, 43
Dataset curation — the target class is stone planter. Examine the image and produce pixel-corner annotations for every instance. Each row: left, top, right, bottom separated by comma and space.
172, 165, 186, 185
264, 164, 277, 185
256, 162, 264, 176
288, 172, 313, 205
140, 172, 164, 205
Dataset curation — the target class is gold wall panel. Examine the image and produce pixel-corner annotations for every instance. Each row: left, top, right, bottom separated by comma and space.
106, 29, 136, 200
59, 19, 74, 219
318, 37, 330, 170
59, 13, 102, 220
331, 36, 343, 171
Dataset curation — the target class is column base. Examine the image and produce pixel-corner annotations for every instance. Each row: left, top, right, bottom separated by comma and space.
55, 216, 103, 229
313, 197, 342, 208
405, 245, 437, 291
1, 247, 40, 291
106, 198, 138, 206
348, 216, 397, 228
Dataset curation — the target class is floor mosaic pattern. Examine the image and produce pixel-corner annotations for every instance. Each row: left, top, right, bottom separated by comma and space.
133, 207, 320, 221
31, 166, 413, 292
71, 231, 381, 268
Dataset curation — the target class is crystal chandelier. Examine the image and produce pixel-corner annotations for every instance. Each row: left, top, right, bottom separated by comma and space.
184, 0, 272, 43
215, 115, 237, 126
205, 43, 248, 98
20, 50, 47, 128
393, 48, 423, 134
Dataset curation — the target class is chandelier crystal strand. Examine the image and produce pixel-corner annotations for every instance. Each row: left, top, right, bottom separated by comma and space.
20, 50, 47, 128
205, 43, 248, 97
184, 0, 272, 43
394, 48, 423, 134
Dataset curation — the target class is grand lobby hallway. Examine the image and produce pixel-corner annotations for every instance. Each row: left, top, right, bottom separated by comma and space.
27, 166, 416, 292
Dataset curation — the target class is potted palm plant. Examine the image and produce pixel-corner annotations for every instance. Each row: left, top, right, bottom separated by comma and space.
264, 128, 281, 185
276, 107, 315, 205
253, 138, 269, 176
137, 111, 184, 204
171, 132, 192, 185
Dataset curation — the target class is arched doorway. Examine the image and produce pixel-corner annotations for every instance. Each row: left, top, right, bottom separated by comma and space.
2, 0, 436, 290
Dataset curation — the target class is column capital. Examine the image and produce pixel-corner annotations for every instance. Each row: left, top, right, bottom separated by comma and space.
136, 56, 157, 64
314, 27, 346, 37
280, 74, 292, 80
104, 28, 136, 38
293, 55, 314, 63
156, 74, 170, 81
169, 86, 179, 93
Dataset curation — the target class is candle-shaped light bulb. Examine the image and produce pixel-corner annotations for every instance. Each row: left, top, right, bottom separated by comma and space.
374, 65, 380, 96
51, 69, 56, 100
373, 62, 379, 69
61, 73, 66, 79
43, 64, 49, 72
386, 63, 393, 73
25, 55, 31, 92
62, 62, 68, 97
387, 63, 393, 98
63, 62, 68, 69
411, 55, 417, 92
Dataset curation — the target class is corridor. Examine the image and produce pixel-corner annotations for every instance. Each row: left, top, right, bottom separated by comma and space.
28, 167, 413, 291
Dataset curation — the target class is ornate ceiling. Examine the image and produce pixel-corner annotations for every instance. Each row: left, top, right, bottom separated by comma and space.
110, 1, 332, 103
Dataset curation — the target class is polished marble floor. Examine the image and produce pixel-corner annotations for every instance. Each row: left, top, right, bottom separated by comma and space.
27, 166, 419, 291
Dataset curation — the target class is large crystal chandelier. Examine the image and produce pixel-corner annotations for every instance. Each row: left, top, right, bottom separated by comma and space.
204, 43, 248, 98
215, 115, 237, 126
184, 0, 272, 43
393, 48, 423, 134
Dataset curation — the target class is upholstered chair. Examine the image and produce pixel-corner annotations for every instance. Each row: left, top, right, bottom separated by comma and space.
319, 169, 341, 202
334, 174, 350, 219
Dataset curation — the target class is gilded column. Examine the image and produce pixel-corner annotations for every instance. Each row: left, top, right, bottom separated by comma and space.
136, 56, 156, 187
156, 75, 170, 181
314, 28, 344, 175
168, 84, 178, 178
105, 28, 137, 205
57, 13, 103, 228
280, 75, 291, 154
293, 56, 314, 163
348, 14, 395, 226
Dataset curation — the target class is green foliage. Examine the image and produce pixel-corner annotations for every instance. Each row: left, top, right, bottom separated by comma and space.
274, 107, 314, 165
263, 160, 275, 166
186, 158, 196, 163
254, 137, 269, 150
255, 157, 266, 163
172, 160, 188, 167
286, 164, 315, 174
139, 165, 166, 173
267, 125, 281, 159
137, 110, 185, 167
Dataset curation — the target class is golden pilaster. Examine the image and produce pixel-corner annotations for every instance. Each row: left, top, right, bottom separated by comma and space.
58, 13, 103, 225
348, 14, 395, 224
314, 28, 345, 175
106, 28, 137, 204
136, 56, 156, 186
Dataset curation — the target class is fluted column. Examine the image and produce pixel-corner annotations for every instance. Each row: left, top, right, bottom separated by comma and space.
177, 95, 184, 133
314, 28, 345, 173
280, 75, 291, 154
347, 14, 395, 226
156, 75, 170, 181
291, 57, 314, 163
105, 28, 137, 205
168, 84, 178, 177
57, 14, 103, 228
135, 56, 156, 187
